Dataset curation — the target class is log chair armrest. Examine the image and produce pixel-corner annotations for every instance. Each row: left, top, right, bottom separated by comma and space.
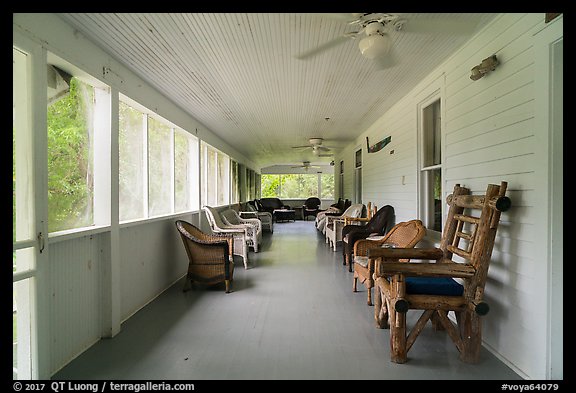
367, 247, 444, 260
368, 247, 443, 278
344, 216, 371, 226
375, 261, 476, 279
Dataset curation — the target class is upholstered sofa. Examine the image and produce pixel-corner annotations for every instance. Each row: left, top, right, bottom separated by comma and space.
256, 198, 292, 215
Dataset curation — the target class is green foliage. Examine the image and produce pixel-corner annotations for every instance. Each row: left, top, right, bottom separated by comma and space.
261, 174, 334, 199
261, 174, 281, 197
47, 78, 94, 232
321, 174, 334, 198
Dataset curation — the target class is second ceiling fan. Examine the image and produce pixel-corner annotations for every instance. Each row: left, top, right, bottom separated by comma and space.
292, 137, 334, 157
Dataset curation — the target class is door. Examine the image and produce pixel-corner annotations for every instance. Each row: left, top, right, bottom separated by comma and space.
13, 46, 39, 380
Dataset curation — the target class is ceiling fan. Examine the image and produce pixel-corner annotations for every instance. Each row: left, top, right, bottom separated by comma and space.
296, 13, 479, 69
291, 161, 321, 171
291, 137, 335, 157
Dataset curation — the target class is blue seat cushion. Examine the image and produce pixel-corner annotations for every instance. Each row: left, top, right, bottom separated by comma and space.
405, 277, 464, 296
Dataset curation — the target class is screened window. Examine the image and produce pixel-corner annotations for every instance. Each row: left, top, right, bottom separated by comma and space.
231, 160, 239, 203
320, 174, 335, 199
148, 117, 173, 217
118, 101, 146, 221
120, 96, 199, 221
261, 174, 333, 199
47, 76, 96, 232
174, 128, 198, 212
201, 142, 230, 207
217, 152, 230, 205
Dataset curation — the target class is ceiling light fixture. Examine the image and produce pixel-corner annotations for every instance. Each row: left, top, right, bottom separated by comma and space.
358, 22, 391, 60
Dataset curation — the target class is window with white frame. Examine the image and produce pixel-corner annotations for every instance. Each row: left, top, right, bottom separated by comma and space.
174, 128, 199, 213
339, 160, 344, 199
419, 96, 442, 233
47, 74, 99, 232
354, 149, 362, 204
201, 142, 230, 207
118, 100, 146, 221
119, 96, 200, 222
261, 174, 334, 199
230, 160, 239, 204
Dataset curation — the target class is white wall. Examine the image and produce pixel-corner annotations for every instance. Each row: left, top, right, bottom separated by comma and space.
335, 13, 562, 379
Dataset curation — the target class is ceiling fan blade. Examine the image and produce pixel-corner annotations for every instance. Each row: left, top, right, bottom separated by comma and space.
317, 146, 332, 151
291, 145, 312, 149
295, 35, 354, 60
397, 16, 479, 35
317, 154, 334, 157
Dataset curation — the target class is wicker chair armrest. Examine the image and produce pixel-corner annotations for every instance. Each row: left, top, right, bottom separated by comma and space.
354, 239, 386, 257
180, 231, 233, 257
219, 224, 248, 233
239, 217, 261, 227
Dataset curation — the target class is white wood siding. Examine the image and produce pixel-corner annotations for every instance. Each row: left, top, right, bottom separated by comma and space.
337, 13, 558, 379
48, 234, 104, 375
119, 219, 191, 322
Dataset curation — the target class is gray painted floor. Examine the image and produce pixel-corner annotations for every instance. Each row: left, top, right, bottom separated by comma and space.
53, 220, 521, 380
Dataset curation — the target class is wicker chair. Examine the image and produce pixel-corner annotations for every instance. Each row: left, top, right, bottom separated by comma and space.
352, 220, 425, 305
221, 209, 262, 252
175, 220, 234, 293
325, 203, 364, 251
302, 197, 321, 221
239, 202, 273, 233
203, 206, 249, 269
315, 199, 351, 232
342, 205, 395, 272
369, 182, 511, 363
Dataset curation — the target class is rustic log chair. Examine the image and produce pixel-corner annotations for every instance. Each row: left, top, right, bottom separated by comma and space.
353, 219, 425, 305
368, 182, 511, 364
220, 209, 262, 252
325, 203, 365, 251
342, 205, 395, 272
203, 206, 249, 269
175, 220, 234, 293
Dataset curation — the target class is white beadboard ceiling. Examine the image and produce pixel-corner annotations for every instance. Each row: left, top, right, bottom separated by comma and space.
57, 13, 497, 170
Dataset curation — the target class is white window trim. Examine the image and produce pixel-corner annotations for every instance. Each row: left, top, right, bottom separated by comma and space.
416, 86, 444, 241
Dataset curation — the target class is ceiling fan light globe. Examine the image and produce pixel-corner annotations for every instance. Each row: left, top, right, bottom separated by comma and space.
358, 33, 391, 60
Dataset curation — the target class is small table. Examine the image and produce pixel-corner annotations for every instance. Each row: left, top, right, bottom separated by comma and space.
273, 209, 296, 222
293, 206, 304, 220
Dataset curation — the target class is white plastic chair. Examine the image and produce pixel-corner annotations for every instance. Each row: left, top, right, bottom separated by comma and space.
221, 209, 262, 252
325, 203, 364, 251
203, 206, 249, 269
